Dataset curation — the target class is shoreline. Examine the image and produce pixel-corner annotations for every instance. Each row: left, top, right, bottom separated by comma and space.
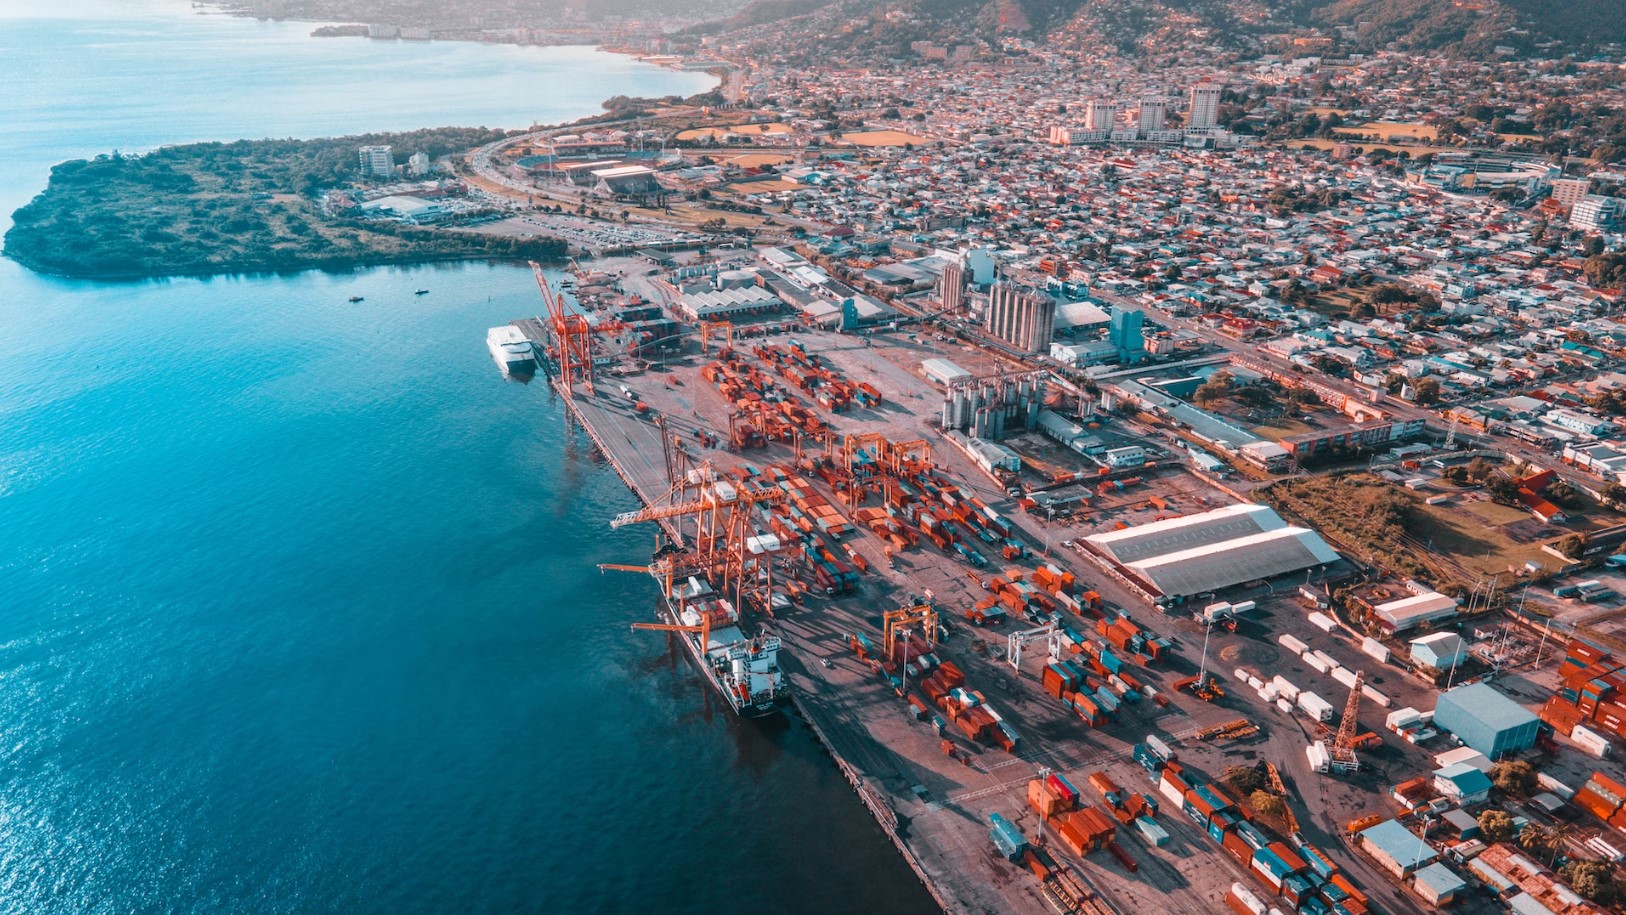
0, 247, 567, 284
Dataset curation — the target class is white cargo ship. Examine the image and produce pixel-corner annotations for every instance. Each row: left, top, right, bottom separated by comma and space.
663, 576, 786, 717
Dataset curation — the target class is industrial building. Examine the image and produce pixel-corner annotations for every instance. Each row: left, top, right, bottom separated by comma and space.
984, 282, 1055, 353
1358, 818, 1436, 877
1083, 503, 1339, 599
1371, 590, 1458, 633
1433, 682, 1539, 759
1410, 632, 1466, 669
1412, 863, 1467, 906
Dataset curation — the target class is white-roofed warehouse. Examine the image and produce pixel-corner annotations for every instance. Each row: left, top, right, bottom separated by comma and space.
1085, 503, 1339, 598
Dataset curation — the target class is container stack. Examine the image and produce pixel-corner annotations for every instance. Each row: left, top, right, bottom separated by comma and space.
1543, 640, 1626, 743
1571, 772, 1626, 829
989, 812, 1028, 862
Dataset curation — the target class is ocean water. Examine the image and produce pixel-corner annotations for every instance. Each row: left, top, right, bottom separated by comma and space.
0, 4, 940, 913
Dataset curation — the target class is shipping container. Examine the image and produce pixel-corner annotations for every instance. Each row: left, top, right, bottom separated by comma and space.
1278, 634, 1310, 656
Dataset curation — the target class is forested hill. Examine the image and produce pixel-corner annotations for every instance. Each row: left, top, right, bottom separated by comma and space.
702, 0, 1626, 56
3, 127, 565, 280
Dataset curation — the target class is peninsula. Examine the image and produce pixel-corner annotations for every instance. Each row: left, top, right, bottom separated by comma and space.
3, 127, 565, 280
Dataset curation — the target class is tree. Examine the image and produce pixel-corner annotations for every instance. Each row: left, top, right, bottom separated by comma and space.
1412, 377, 1442, 405
1478, 809, 1515, 844
1602, 483, 1626, 508
1222, 763, 1267, 796
1193, 371, 1236, 406
1559, 533, 1591, 560
1560, 860, 1620, 905
1248, 790, 1288, 823
1487, 476, 1523, 506
1491, 760, 1536, 797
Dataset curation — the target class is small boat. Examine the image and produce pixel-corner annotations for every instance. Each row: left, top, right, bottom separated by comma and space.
414, 289, 429, 296
348, 296, 364, 303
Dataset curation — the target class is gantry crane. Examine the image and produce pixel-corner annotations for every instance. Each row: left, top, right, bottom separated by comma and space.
629, 616, 712, 650
529, 260, 595, 399
1007, 623, 1062, 673
699, 320, 735, 355
605, 473, 788, 616
883, 603, 939, 661
1328, 671, 1365, 773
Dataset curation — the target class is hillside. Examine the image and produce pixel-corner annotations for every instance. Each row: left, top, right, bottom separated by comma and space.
704, 0, 1626, 55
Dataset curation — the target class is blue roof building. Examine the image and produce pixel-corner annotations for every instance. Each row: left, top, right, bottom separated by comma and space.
1433, 682, 1539, 759
1434, 762, 1493, 804
1413, 862, 1467, 905
1359, 818, 1437, 877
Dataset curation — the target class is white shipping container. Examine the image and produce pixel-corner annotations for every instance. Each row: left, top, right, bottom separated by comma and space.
1261, 684, 1281, 702
1574, 725, 1613, 757
1333, 667, 1361, 689
1305, 655, 1331, 674
1278, 634, 1309, 655
1308, 611, 1338, 632
1312, 650, 1339, 669
1271, 675, 1300, 701
1234, 667, 1251, 683
1306, 741, 1330, 773
1231, 600, 1257, 614
1362, 685, 1391, 708
1145, 735, 1174, 761
1251, 854, 1285, 889
1386, 707, 1422, 730
1228, 883, 1266, 915
1538, 773, 1576, 800
1361, 637, 1391, 663
1159, 778, 1186, 808
1299, 691, 1334, 722
1247, 676, 1264, 690
1276, 697, 1295, 715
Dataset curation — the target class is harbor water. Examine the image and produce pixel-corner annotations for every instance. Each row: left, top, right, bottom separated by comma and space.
0, 3, 941, 912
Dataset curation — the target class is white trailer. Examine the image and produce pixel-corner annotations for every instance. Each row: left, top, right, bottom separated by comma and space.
1278, 633, 1309, 655
1298, 691, 1334, 722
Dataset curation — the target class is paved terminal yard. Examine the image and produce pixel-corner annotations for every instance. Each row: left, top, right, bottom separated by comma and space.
518, 312, 1447, 915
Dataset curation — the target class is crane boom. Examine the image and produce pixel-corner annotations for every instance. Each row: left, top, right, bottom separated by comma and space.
610, 487, 784, 529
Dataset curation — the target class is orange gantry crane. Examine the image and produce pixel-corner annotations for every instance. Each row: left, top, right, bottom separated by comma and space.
606, 469, 788, 613
530, 260, 595, 399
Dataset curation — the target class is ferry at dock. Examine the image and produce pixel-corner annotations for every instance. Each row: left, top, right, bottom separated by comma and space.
486, 325, 537, 374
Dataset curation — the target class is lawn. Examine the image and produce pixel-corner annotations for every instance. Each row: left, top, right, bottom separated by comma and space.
1252, 417, 1315, 441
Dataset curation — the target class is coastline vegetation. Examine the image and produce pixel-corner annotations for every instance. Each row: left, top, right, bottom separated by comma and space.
3, 127, 565, 280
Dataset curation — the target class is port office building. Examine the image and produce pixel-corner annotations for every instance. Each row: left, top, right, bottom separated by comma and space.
1433, 682, 1539, 759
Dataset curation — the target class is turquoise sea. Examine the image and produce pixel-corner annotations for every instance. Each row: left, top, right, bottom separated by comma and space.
0, 3, 939, 912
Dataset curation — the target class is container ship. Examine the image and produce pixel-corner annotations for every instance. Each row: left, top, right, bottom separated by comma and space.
660, 574, 787, 717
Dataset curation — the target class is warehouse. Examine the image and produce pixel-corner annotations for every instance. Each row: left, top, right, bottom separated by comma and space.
1412, 863, 1467, 906
1359, 819, 1437, 877
1411, 632, 1467, 669
1371, 590, 1459, 633
1084, 504, 1339, 599
1433, 682, 1539, 759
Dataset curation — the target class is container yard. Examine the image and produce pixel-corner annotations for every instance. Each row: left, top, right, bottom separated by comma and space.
503, 255, 1626, 915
